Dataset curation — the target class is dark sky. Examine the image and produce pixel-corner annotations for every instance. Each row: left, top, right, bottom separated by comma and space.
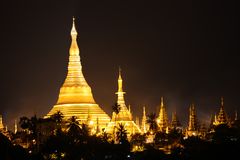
0, 0, 239, 130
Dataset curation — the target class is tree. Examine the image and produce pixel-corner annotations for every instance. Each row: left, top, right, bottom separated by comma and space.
50, 111, 63, 124
147, 113, 158, 132
112, 103, 121, 142
100, 131, 111, 143
67, 116, 81, 144
116, 123, 128, 144
112, 103, 121, 115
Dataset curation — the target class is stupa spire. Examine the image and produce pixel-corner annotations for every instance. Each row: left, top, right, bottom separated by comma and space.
141, 106, 148, 133
0, 115, 4, 130
188, 104, 198, 131
216, 97, 228, 125
71, 17, 77, 36
161, 96, 164, 107
14, 119, 18, 134
157, 97, 168, 132
116, 67, 126, 106
55, 18, 95, 104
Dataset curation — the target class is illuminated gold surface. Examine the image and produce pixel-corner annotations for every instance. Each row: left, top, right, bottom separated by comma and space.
213, 97, 228, 125
45, 18, 110, 130
0, 115, 4, 130
187, 104, 198, 131
157, 97, 168, 132
106, 69, 141, 135
141, 106, 148, 133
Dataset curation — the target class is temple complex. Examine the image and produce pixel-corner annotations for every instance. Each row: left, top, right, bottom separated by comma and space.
45, 18, 110, 132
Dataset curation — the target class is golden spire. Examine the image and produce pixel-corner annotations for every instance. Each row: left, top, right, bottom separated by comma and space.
188, 103, 198, 131
216, 97, 228, 125
71, 17, 77, 36
114, 68, 132, 121
143, 106, 146, 117
221, 97, 224, 107
161, 96, 164, 107
116, 67, 126, 106
56, 18, 96, 104
118, 66, 123, 92
141, 106, 148, 133
14, 119, 18, 134
157, 97, 168, 132
0, 115, 4, 130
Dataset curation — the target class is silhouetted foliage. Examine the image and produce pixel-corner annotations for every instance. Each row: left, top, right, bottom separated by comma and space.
147, 113, 158, 132
112, 103, 121, 115
116, 123, 128, 144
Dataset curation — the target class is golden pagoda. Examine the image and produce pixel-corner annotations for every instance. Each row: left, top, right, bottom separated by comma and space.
45, 18, 110, 131
105, 68, 141, 137
186, 104, 198, 137
157, 97, 169, 132
213, 97, 228, 126
0, 115, 4, 130
141, 106, 148, 133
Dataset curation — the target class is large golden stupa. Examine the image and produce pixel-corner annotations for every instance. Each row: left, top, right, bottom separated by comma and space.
45, 18, 110, 130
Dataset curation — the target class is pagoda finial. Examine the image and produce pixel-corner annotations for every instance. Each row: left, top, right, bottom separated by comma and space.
71, 17, 78, 36
235, 110, 238, 121
161, 97, 164, 107
143, 106, 146, 116
221, 97, 224, 107
118, 66, 122, 80
117, 67, 124, 93
14, 119, 18, 134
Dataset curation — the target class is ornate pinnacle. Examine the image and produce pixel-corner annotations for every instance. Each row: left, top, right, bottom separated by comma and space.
221, 97, 224, 107
161, 97, 164, 107
71, 17, 78, 36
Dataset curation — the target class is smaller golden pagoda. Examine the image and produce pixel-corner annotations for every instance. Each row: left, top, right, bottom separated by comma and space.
0, 115, 4, 130
105, 68, 141, 137
157, 97, 169, 132
213, 97, 229, 126
186, 104, 199, 137
141, 106, 148, 133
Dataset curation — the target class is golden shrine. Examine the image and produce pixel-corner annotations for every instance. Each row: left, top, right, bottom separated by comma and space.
45, 18, 110, 131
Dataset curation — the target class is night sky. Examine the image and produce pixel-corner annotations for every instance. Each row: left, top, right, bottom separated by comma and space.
0, 0, 239, 130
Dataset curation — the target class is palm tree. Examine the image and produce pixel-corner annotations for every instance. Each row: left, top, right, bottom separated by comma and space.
50, 111, 64, 133
116, 123, 128, 144
147, 113, 158, 133
50, 111, 63, 124
112, 103, 121, 142
112, 103, 121, 115
100, 131, 111, 143
67, 116, 81, 143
